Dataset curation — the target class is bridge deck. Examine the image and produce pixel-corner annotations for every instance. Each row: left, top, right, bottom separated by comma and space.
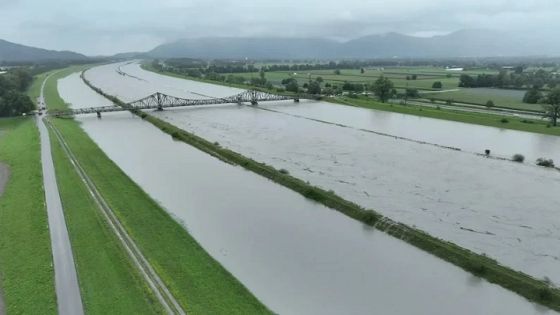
52, 90, 308, 116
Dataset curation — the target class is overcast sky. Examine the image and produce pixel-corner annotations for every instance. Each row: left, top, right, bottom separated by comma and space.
1, 0, 559, 55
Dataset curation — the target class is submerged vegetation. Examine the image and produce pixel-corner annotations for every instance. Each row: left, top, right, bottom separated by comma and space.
81, 72, 560, 311
536, 158, 555, 168
512, 154, 525, 163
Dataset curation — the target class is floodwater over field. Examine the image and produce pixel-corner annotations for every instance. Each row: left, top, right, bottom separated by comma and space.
84, 62, 560, 285
86, 63, 560, 162
62, 68, 557, 314
260, 101, 560, 162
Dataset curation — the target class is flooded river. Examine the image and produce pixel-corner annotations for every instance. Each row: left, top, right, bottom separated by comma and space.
58, 65, 558, 314
84, 62, 560, 285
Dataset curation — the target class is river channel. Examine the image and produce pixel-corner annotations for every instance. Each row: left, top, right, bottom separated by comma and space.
57, 66, 558, 314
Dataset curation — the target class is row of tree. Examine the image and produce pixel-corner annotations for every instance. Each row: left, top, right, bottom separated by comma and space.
0, 69, 35, 117
158, 57, 560, 75
459, 69, 559, 90
540, 88, 560, 126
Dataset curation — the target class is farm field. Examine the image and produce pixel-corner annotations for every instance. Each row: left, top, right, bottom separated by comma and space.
422, 87, 537, 110
226, 66, 539, 110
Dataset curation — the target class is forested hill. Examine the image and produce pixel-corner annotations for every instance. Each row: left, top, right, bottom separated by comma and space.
149, 30, 560, 59
0, 39, 88, 63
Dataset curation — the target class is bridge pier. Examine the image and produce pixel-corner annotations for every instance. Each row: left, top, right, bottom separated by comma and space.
250, 100, 258, 106
156, 105, 163, 111
96, 111, 101, 118
294, 98, 300, 103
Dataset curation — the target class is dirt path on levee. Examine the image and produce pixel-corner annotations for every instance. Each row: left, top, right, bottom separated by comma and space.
0, 162, 9, 315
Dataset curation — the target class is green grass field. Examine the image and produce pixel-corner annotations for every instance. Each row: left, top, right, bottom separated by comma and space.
422, 88, 538, 111
43, 68, 165, 314
237, 68, 461, 90
48, 121, 164, 314
27, 71, 55, 104
0, 117, 57, 314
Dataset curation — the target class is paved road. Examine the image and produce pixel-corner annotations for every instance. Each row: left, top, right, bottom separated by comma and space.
38, 74, 84, 315
0, 163, 7, 315
0, 285, 4, 315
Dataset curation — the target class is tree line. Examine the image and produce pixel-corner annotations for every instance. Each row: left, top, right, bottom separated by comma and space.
0, 68, 34, 117
459, 69, 559, 90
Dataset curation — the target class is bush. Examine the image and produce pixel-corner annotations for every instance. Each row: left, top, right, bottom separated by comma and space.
537, 287, 553, 301
500, 118, 509, 123
536, 158, 555, 168
279, 168, 289, 175
303, 187, 326, 202
465, 261, 487, 276
485, 100, 495, 108
512, 154, 525, 163
432, 81, 443, 89
361, 210, 379, 225
171, 131, 180, 139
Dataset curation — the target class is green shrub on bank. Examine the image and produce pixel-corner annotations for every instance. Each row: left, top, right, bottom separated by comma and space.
512, 154, 525, 163
536, 158, 555, 168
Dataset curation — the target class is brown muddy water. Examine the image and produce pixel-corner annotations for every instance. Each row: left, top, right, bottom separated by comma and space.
56, 65, 559, 314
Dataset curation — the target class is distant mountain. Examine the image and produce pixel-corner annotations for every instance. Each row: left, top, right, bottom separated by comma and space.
148, 30, 560, 59
0, 39, 88, 63
109, 51, 149, 60
149, 37, 339, 59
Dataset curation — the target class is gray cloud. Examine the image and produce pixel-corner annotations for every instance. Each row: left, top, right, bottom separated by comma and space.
0, 0, 559, 55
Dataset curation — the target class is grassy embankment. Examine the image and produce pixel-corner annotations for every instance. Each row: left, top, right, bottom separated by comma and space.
87, 69, 560, 310
142, 63, 560, 137
42, 71, 165, 314
46, 73, 271, 314
0, 118, 57, 314
27, 71, 54, 103
43, 66, 92, 111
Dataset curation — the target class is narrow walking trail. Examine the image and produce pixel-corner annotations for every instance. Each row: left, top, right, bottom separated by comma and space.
0, 162, 7, 315
0, 288, 4, 315
38, 73, 84, 315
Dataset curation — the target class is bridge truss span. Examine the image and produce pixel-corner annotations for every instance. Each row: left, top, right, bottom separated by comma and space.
52, 89, 302, 117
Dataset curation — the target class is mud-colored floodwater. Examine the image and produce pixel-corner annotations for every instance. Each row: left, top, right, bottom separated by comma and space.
62, 65, 559, 314
84, 62, 560, 285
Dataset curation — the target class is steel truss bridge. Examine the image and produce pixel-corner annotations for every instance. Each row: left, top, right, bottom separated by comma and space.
53, 90, 304, 117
